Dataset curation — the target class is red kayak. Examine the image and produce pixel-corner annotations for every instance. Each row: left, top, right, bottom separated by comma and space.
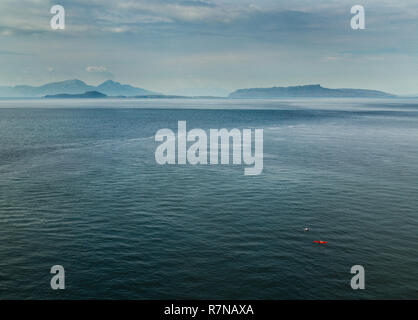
314, 241, 328, 244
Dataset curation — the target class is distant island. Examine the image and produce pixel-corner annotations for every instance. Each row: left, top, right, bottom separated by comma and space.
114, 95, 222, 99
229, 84, 395, 98
43, 91, 225, 99
44, 91, 107, 99
0, 79, 158, 98
0, 80, 399, 99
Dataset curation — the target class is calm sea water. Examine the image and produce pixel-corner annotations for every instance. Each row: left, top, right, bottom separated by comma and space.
0, 98, 417, 299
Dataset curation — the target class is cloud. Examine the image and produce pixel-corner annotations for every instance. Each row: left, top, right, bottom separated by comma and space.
325, 56, 340, 61
0, 0, 54, 35
85, 66, 114, 81
0, 50, 33, 56
104, 26, 130, 33
1, 0, 417, 40
86, 66, 108, 73
0, 29, 13, 36
1, 0, 418, 94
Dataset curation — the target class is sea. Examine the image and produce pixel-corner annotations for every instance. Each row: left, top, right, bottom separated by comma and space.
0, 98, 417, 299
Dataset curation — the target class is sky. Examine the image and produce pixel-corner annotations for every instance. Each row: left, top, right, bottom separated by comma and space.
0, 0, 418, 96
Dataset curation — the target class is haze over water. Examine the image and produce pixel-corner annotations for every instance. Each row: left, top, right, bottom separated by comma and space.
0, 98, 417, 299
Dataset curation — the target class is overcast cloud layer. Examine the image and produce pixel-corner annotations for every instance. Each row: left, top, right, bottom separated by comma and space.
1, 0, 418, 95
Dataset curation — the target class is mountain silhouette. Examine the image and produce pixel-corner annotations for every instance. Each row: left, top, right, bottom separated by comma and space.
229, 84, 395, 98
0, 79, 157, 97
44, 91, 107, 99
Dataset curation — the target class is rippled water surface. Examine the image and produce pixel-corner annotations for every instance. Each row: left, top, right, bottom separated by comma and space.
0, 98, 417, 299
